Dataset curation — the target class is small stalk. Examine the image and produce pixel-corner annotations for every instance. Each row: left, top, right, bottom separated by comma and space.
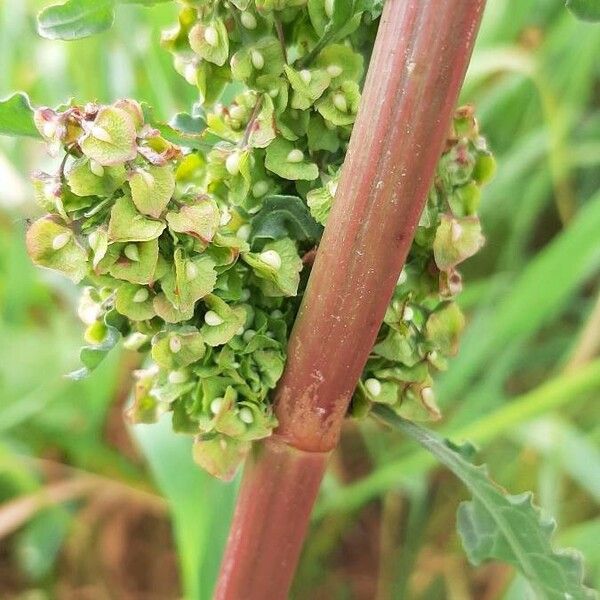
215, 1, 486, 598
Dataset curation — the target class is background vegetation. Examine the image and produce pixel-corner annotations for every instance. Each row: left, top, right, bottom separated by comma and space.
0, 0, 598, 598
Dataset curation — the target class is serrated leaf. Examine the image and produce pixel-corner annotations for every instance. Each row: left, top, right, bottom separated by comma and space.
566, 0, 600, 21
250, 195, 323, 244
37, 0, 116, 41
0, 93, 40, 138
373, 407, 597, 600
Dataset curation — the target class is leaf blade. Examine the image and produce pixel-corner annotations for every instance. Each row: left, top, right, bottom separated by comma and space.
373, 406, 597, 600
0, 93, 40, 138
37, 0, 116, 41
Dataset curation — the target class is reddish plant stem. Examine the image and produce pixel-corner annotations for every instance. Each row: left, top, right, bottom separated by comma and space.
216, 1, 486, 598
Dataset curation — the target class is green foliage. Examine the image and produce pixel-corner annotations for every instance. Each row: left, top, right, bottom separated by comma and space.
566, 0, 600, 21
19, 1, 493, 480
0, 93, 39, 138
37, 0, 172, 40
374, 406, 597, 600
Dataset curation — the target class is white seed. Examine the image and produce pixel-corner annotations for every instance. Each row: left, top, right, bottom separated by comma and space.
299, 69, 312, 85
204, 25, 219, 47
403, 305, 414, 321
327, 64, 343, 78
169, 335, 182, 354
204, 310, 224, 327
240, 11, 257, 30
451, 220, 463, 242
237, 224, 251, 241
168, 370, 188, 385
184, 62, 198, 85
333, 93, 348, 113
225, 151, 241, 176
140, 169, 155, 188
210, 397, 224, 414
124, 244, 140, 262
52, 232, 70, 251
365, 378, 382, 397
286, 149, 304, 163
259, 250, 282, 270
421, 386, 435, 405
186, 261, 198, 280
123, 332, 148, 351
326, 179, 338, 197
397, 269, 407, 285
239, 407, 254, 424
229, 105, 246, 121
243, 329, 256, 343
91, 125, 112, 143
90, 160, 104, 177
251, 50, 264, 70
42, 120, 57, 139
240, 288, 251, 301
220, 208, 232, 226
324, 0, 335, 18
271, 309, 283, 319
133, 288, 149, 303
252, 180, 269, 198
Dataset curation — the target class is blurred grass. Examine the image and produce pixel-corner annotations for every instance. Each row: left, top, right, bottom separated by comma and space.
0, 0, 599, 599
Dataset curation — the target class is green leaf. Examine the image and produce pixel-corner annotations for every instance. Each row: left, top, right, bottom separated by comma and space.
166, 200, 220, 244
0, 93, 40, 138
25, 217, 89, 283
37, 0, 116, 41
107, 240, 160, 284
108, 196, 166, 242
200, 295, 246, 347
566, 0, 600, 21
265, 138, 319, 181
130, 165, 176, 218
130, 417, 237, 599
374, 407, 596, 600
115, 283, 156, 320
250, 195, 323, 244
161, 249, 218, 312
66, 157, 126, 197
142, 104, 209, 151
80, 106, 138, 166
242, 238, 303, 297
151, 329, 206, 369
433, 214, 485, 271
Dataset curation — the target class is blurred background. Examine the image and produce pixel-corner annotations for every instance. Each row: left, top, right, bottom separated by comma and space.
0, 0, 599, 598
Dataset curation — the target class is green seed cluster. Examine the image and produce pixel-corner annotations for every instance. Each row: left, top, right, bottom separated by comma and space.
352, 107, 495, 420
25, 1, 494, 479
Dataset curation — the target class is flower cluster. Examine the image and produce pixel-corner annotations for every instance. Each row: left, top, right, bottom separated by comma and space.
25, 1, 494, 478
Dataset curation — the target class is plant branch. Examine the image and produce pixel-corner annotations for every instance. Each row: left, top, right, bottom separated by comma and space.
215, 1, 486, 597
